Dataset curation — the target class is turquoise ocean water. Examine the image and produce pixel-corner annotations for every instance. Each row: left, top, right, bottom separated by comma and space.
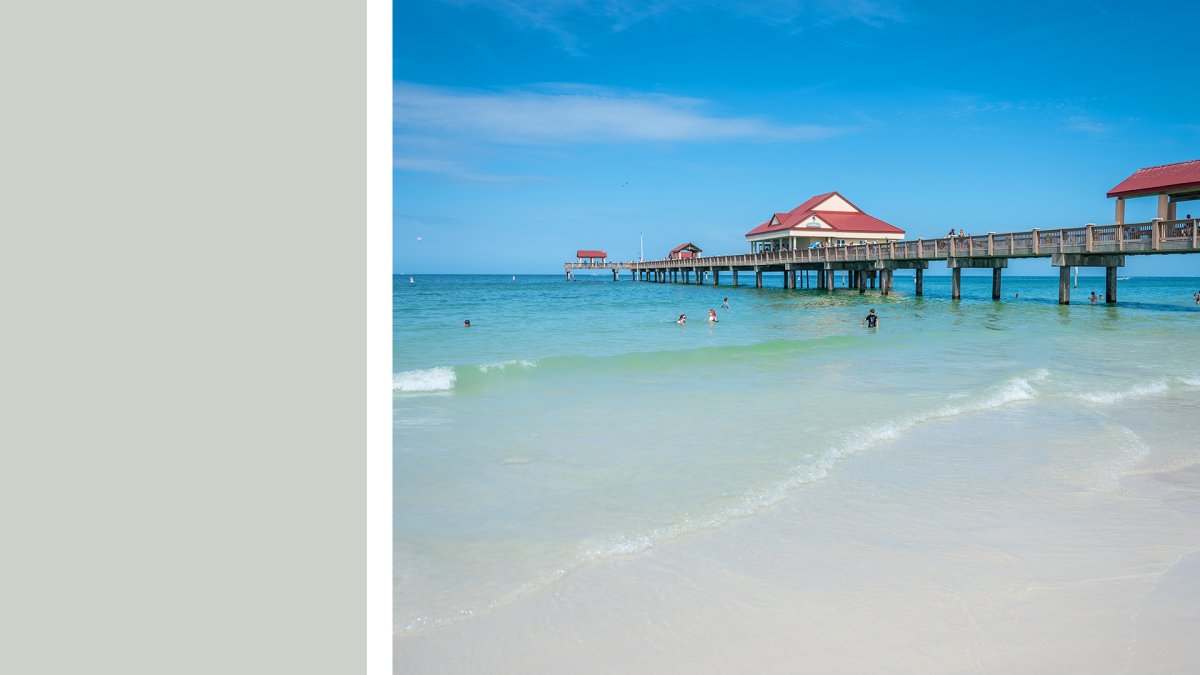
394, 272, 1200, 635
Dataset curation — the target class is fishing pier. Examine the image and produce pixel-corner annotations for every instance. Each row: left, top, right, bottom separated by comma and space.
565, 160, 1200, 304
565, 218, 1200, 304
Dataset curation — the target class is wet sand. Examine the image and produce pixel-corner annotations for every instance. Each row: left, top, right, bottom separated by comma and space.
396, 448, 1200, 674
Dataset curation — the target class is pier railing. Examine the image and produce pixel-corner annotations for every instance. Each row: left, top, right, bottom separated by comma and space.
604, 219, 1199, 270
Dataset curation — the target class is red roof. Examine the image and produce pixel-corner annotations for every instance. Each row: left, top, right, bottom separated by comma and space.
816, 211, 905, 234
744, 191, 902, 236
576, 249, 606, 258
670, 242, 702, 253
1108, 159, 1200, 198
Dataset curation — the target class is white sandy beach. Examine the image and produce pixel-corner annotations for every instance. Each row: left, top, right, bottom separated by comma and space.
396, 422, 1200, 674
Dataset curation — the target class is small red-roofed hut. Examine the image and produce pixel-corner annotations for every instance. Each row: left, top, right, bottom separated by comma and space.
576, 250, 607, 263
668, 243, 702, 259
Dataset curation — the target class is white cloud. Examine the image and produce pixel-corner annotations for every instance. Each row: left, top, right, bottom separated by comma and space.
394, 82, 851, 145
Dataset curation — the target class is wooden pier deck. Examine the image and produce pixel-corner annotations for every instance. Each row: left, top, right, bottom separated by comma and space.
565, 219, 1200, 304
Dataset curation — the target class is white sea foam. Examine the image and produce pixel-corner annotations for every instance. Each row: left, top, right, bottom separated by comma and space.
1104, 425, 1150, 487
478, 359, 537, 373
1077, 381, 1168, 405
393, 366, 456, 392
577, 370, 1054, 566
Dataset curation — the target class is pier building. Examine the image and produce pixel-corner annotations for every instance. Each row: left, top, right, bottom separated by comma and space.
744, 192, 904, 253
1109, 159, 1200, 224
669, 243, 702, 260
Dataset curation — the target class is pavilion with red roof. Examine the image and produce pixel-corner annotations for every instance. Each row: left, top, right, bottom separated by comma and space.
744, 191, 904, 253
1108, 159, 1200, 224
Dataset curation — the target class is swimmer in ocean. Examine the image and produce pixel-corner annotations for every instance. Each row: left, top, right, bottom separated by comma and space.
861, 308, 878, 328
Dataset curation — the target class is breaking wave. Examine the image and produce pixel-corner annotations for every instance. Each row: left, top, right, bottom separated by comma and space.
393, 366, 456, 393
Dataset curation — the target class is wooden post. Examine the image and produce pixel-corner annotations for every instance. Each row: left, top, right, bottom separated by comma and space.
915, 268, 923, 296
951, 268, 961, 300
918, 239, 924, 258
755, 268, 762, 288
826, 269, 835, 291
1152, 222, 1161, 250
1032, 229, 1040, 254
1106, 266, 1117, 304
1058, 265, 1071, 304
612, 268, 618, 282
858, 270, 866, 294
1117, 225, 1124, 252
712, 268, 719, 285
732, 269, 739, 286
1085, 224, 1094, 252
1115, 197, 1125, 225
1158, 194, 1170, 220
992, 267, 1002, 300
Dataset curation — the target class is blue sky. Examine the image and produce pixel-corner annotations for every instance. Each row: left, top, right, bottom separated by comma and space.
394, 0, 1200, 275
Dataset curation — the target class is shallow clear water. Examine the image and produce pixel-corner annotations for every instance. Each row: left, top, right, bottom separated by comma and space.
394, 272, 1200, 634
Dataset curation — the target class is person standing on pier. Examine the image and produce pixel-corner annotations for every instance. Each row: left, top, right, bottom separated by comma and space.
862, 309, 879, 328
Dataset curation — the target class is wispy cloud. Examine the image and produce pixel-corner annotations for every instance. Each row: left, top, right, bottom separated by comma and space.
394, 82, 852, 145
393, 157, 549, 183
931, 92, 1117, 135
1063, 115, 1112, 134
437, 0, 908, 53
